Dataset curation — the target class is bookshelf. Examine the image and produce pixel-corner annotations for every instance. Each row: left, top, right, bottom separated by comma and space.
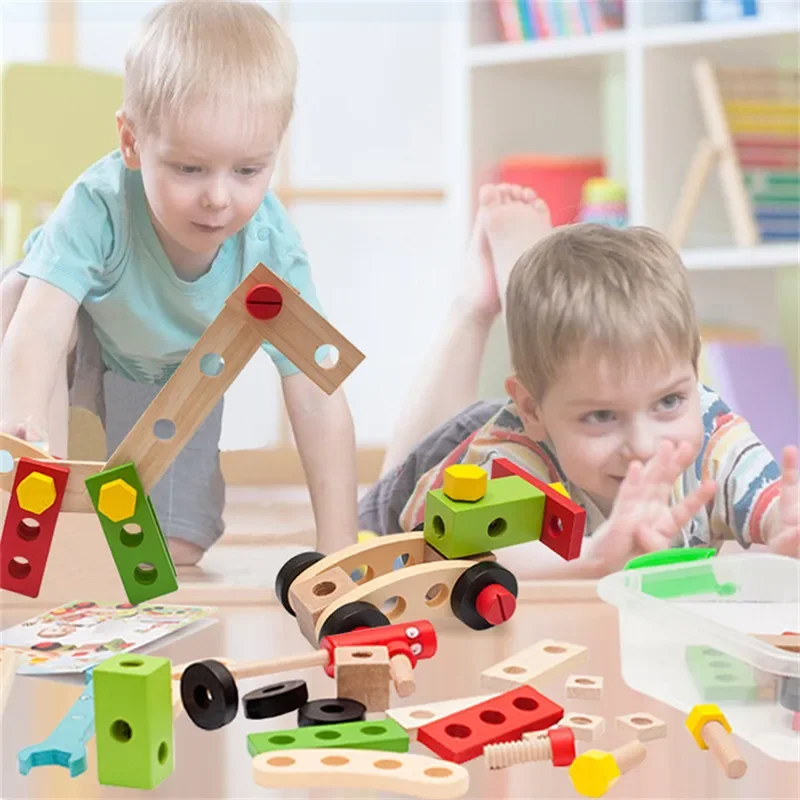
450, 2, 800, 396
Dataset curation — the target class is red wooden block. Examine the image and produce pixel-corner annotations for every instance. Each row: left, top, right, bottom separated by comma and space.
0, 458, 70, 598
491, 458, 585, 561
416, 684, 563, 763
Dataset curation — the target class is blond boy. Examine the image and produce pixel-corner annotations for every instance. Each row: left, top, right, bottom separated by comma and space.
0, 1, 358, 564
359, 186, 799, 577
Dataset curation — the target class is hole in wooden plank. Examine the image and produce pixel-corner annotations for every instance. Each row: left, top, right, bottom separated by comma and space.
314, 344, 339, 369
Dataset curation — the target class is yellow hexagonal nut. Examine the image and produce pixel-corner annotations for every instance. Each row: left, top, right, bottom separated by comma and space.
685, 703, 730, 750
569, 750, 621, 798
548, 481, 570, 498
443, 464, 488, 502
97, 478, 138, 523
16, 472, 57, 515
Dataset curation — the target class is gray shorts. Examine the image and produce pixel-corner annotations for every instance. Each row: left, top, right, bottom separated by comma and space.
357, 400, 503, 535
5, 266, 225, 551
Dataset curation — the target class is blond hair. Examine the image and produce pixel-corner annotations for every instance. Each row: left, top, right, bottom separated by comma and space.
123, 0, 297, 136
506, 224, 700, 401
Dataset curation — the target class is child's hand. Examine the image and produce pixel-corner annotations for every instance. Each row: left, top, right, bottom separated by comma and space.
0, 418, 49, 453
767, 446, 800, 558
588, 440, 717, 574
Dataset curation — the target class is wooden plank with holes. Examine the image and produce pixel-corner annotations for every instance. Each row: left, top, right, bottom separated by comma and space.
104, 305, 263, 493
480, 640, 588, 692
226, 263, 365, 395
314, 561, 479, 640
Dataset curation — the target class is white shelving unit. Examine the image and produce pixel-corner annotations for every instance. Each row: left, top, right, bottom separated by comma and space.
449, 3, 799, 394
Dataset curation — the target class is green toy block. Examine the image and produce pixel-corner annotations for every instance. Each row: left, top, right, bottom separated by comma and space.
685, 646, 774, 703
423, 475, 544, 559
624, 550, 737, 599
85, 462, 177, 605
93, 654, 173, 789
247, 718, 409, 757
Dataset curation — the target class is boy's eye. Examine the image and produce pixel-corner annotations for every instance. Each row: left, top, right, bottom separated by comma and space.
583, 410, 615, 425
175, 164, 201, 174
657, 393, 684, 412
236, 166, 263, 177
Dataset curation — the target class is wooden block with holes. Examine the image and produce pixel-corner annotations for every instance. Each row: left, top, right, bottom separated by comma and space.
334, 645, 391, 712
565, 675, 603, 700
0, 458, 70, 598
289, 566, 358, 645
616, 713, 667, 742
543, 712, 604, 743
422, 544, 496, 564
480, 640, 588, 692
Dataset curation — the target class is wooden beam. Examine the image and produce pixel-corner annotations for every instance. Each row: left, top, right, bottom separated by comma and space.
275, 188, 446, 203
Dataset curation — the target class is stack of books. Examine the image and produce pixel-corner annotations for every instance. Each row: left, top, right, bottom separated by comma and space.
494, 0, 625, 41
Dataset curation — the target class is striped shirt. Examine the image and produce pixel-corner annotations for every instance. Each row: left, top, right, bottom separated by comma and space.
398, 384, 781, 549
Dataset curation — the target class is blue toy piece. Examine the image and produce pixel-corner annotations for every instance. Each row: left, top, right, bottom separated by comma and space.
18, 668, 95, 778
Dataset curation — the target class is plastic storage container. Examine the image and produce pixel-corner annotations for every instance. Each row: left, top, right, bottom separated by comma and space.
598, 553, 800, 762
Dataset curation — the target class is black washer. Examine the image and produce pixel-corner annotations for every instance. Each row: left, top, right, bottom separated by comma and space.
180, 659, 239, 730
317, 601, 391, 642
274, 551, 326, 615
243, 679, 309, 719
450, 561, 518, 631
298, 697, 366, 727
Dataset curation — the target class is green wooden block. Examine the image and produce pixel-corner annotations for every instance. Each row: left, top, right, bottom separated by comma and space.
423, 475, 544, 559
685, 646, 766, 703
93, 654, 173, 789
85, 462, 177, 605
247, 718, 409, 757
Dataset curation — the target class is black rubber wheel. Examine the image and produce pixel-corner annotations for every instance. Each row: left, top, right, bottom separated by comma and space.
274, 551, 326, 615
317, 601, 391, 642
450, 561, 518, 631
243, 679, 309, 720
180, 659, 239, 730
298, 697, 366, 727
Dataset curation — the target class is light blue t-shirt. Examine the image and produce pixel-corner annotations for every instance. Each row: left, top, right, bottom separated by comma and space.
19, 150, 323, 384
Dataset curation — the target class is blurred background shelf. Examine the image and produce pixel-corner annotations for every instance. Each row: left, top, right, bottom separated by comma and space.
682, 243, 800, 271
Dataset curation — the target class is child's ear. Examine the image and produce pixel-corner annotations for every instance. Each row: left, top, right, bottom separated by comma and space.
505, 374, 547, 440
116, 111, 141, 170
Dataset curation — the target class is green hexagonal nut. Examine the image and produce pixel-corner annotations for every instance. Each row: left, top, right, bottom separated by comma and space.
97, 478, 138, 523
16, 472, 57, 514
569, 750, 620, 798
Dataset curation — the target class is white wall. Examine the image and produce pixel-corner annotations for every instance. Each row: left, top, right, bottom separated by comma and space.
2, 0, 457, 451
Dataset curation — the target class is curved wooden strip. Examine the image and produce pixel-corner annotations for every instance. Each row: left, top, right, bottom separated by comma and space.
0, 433, 52, 461
252, 748, 468, 800
290, 532, 426, 609
314, 561, 475, 640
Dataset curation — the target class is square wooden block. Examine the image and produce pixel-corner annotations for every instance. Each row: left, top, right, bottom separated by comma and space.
289, 565, 357, 645
566, 675, 604, 700
334, 645, 391, 712
553, 712, 605, 742
616, 713, 667, 742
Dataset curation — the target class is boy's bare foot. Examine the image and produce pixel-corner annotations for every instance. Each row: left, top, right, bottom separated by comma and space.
482, 183, 552, 311
168, 537, 205, 567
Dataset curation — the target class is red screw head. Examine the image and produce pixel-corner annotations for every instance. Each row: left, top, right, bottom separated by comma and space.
245, 284, 283, 320
475, 584, 517, 626
547, 726, 576, 766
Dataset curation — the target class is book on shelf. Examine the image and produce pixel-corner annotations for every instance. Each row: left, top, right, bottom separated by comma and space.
493, 0, 622, 41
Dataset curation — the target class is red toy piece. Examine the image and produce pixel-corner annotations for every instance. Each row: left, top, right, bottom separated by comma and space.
417, 684, 564, 763
545, 726, 576, 766
475, 584, 516, 625
320, 620, 437, 678
492, 458, 585, 560
0, 458, 70, 598
245, 284, 283, 320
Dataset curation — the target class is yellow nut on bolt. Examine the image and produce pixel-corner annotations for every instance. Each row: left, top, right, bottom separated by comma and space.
443, 464, 488, 502
16, 472, 57, 515
685, 703, 747, 779
97, 478, 138, 523
569, 741, 646, 798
